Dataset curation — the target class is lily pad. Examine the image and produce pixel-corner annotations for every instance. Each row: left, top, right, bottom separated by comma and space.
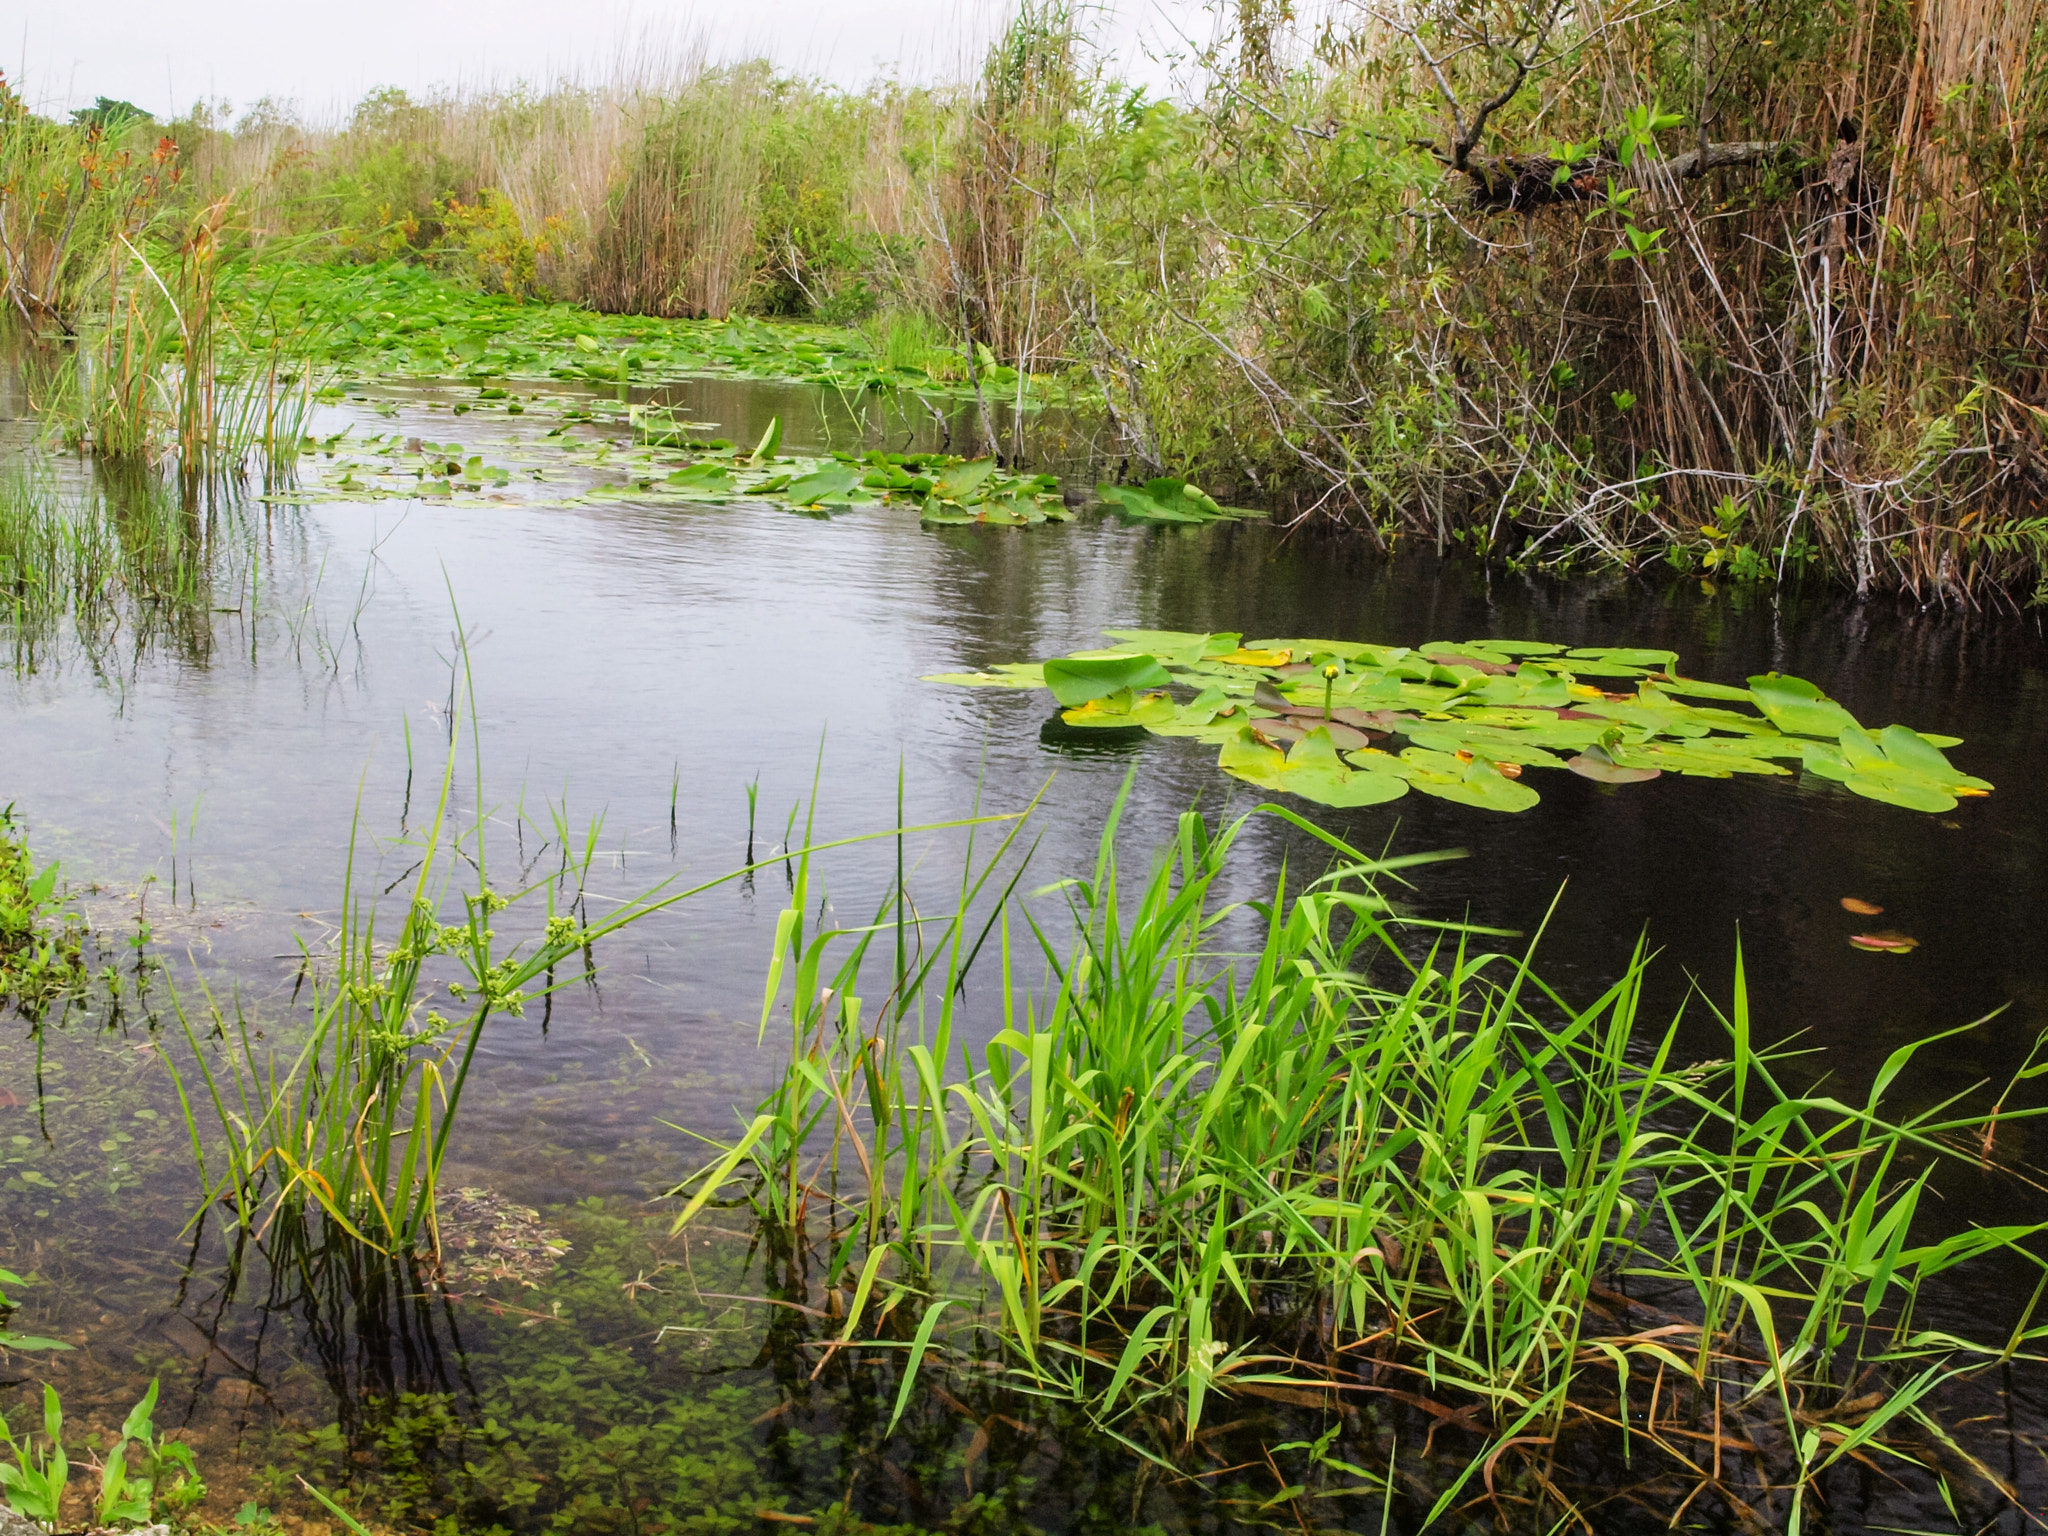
1042, 654, 1174, 707
1749, 673, 1862, 738
1061, 690, 1179, 728
1098, 477, 1259, 525
1566, 744, 1661, 785
927, 630, 1988, 817
1218, 726, 1409, 807
1378, 748, 1541, 812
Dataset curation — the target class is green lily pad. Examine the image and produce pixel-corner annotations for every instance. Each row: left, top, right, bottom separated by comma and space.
1749, 673, 1862, 738
927, 630, 1987, 817
1098, 477, 1260, 525
1218, 727, 1410, 807
920, 664, 1046, 688
1042, 654, 1174, 707
1061, 690, 1179, 728
1377, 748, 1541, 812
785, 464, 864, 505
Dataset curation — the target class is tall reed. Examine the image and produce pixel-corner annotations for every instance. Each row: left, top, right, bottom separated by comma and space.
681, 777, 2048, 1524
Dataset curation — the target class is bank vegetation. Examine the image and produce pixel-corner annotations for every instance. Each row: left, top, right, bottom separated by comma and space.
3, 0, 2045, 601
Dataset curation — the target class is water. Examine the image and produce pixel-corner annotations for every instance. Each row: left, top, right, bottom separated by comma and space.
5, 376, 2047, 1532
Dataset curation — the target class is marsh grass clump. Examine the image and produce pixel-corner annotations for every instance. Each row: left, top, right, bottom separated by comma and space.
681, 780, 2048, 1529
0, 464, 255, 678
166, 696, 1009, 1265
0, 805, 87, 1016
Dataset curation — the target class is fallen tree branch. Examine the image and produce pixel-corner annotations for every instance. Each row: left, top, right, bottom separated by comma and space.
1462, 141, 1806, 212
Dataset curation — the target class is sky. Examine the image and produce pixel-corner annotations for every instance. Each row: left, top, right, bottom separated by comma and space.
5, 0, 1219, 123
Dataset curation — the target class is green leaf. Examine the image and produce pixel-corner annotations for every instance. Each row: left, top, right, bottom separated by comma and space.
1386, 748, 1541, 811
1041, 654, 1173, 707
1219, 728, 1409, 808
784, 465, 863, 505
1061, 690, 1178, 728
1566, 744, 1660, 784
1748, 673, 1862, 737
919, 664, 1046, 689
932, 459, 997, 502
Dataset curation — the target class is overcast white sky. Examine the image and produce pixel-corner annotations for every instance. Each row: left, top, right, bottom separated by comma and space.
5, 0, 1220, 122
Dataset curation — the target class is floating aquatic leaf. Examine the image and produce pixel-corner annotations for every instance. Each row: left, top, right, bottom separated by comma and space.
1219, 647, 1292, 667
1372, 747, 1542, 812
1041, 654, 1174, 707
1566, 744, 1661, 784
1569, 645, 1680, 670
1841, 897, 1885, 915
933, 459, 998, 503
920, 664, 1046, 689
785, 464, 863, 505
1803, 725, 1993, 811
928, 631, 1988, 816
748, 416, 784, 464
1097, 477, 1256, 525
1061, 690, 1179, 728
1849, 931, 1919, 953
1748, 673, 1862, 738
1219, 726, 1408, 807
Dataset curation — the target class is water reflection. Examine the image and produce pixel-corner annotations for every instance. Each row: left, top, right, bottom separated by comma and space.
4, 376, 2047, 1530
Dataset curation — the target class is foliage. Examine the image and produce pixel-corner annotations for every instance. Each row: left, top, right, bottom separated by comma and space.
431, 189, 561, 302
930, 628, 1993, 813
0, 1379, 196, 1529
166, 688, 1011, 1253
0, 463, 268, 680
680, 783, 2048, 1528
94, 1380, 206, 1526
166, 676, 622, 1249
0, 73, 184, 329
0, 1268, 69, 1355
209, 260, 1026, 403
0, 805, 86, 1014
53, 0, 2048, 596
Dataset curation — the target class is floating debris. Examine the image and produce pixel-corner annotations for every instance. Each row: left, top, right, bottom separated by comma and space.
1849, 931, 1920, 954
433, 1187, 570, 1289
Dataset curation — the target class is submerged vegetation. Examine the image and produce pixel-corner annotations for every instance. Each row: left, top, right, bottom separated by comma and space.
934, 629, 1995, 813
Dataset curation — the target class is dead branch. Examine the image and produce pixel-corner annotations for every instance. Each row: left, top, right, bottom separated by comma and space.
1461, 141, 1805, 212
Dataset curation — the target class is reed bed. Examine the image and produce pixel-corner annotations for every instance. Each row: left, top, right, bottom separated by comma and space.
0, 462, 247, 675
680, 778, 2048, 1528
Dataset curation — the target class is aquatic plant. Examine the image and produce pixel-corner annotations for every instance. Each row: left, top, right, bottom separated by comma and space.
0, 1270, 68, 1355
0, 806, 86, 1015
680, 782, 2048, 1527
0, 1379, 198, 1529
165, 689, 650, 1249
0, 464, 269, 680
0, 75, 183, 330
166, 682, 1012, 1255
210, 260, 1054, 407
290, 407, 1071, 525
928, 628, 1995, 813
1093, 477, 1261, 526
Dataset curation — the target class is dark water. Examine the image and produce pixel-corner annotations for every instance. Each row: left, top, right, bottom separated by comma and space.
5, 376, 2047, 1532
